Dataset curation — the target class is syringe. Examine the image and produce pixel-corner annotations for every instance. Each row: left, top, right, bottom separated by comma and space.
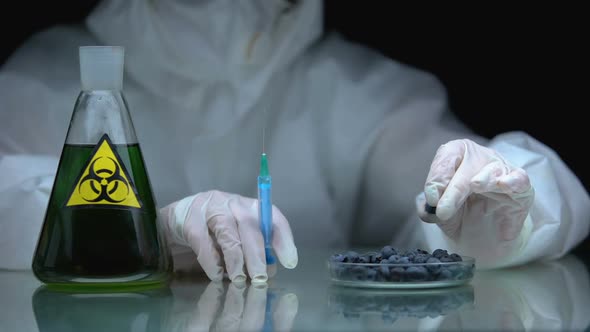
258, 153, 276, 265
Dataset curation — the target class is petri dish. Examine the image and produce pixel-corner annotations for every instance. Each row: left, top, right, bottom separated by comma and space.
327, 254, 475, 289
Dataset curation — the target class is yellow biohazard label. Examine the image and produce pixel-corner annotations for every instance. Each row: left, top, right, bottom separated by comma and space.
66, 134, 142, 209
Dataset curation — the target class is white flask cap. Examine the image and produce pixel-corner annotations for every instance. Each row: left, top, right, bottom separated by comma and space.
79, 46, 124, 91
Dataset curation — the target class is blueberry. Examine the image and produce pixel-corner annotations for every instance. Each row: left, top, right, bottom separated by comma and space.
450, 253, 462, 262
373, 253, 383, 262
439, 255, 454, 263
417, 249, 430, 255
334, 266, 348, 278
425, 203, 437, 214
358, 256, 370, 264
427, 257, 441, 264
379, 265, 391, 280
413, 254, 430, 264
390, 267, 405, 281
437, 268, 452, 280
330, 253, 346, 262
403, 249, 418, 258
432, 249, 448, 259
381, 245, 397, 259
387, 255, 401, 264
406, 266, 429, 281
351, 266, 367, 280
398, 256, 410, 264
345, 251, 360, 263
404, 252, 416, 262
366, 268, 377, 281
426, 257, 441, 274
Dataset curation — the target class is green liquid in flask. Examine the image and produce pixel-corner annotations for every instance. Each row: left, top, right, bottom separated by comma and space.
32, 143, 172, 289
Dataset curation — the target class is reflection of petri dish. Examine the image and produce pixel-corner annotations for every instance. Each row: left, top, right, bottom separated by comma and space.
327, 255, 475, 289
328, 284, 474, 321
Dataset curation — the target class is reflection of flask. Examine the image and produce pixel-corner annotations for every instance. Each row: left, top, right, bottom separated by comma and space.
32, 286, 173, 332
32, 47, 171, 288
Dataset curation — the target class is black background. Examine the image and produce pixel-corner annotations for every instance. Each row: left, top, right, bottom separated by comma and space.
1, 2, 588, 251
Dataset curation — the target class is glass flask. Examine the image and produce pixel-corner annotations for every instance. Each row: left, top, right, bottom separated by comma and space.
32, 46, 172, 289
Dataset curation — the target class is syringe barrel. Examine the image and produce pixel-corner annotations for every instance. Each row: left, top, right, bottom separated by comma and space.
258, 175, 275, 264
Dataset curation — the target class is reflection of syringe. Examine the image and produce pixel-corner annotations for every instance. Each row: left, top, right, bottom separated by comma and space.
258, 153, 276, 265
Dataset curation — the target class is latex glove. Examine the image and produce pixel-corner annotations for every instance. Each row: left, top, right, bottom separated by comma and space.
416, 139, 534, 257
159, 190, 298, 284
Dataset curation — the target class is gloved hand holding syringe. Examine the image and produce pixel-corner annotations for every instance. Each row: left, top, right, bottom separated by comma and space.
156, 108, 296, 284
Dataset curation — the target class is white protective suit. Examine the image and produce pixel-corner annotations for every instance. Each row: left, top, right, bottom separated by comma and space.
0, 0, 589, 272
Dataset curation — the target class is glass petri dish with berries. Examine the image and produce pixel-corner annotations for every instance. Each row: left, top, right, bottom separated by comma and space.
328, 246, 475, 289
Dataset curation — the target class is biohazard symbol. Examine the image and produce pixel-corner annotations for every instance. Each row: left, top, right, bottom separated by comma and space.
65, 134, 142, 209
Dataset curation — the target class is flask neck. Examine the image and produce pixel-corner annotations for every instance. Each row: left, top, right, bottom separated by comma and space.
65, 90, 138, 145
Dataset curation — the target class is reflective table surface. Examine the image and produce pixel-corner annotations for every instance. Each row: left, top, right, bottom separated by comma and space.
2, 249, 590, 332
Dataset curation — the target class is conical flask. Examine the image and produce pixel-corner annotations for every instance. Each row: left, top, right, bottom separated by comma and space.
32, 46, 172, 288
